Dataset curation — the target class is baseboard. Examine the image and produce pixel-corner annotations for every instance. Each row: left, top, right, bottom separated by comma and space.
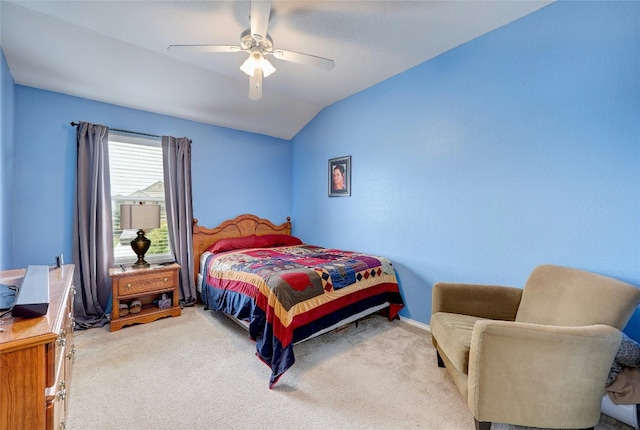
399, 315, 431, 333
601, 394, 639, 429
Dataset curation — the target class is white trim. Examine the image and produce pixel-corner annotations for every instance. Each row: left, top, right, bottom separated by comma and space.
399, 316, 431, 333
601, 394, 639, 429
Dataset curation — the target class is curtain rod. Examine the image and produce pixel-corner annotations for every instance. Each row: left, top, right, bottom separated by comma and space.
70, 122, 161, 139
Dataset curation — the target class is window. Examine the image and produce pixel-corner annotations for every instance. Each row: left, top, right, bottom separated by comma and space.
108, 132, 172, 265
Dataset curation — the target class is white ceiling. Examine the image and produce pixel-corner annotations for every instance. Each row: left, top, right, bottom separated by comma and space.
0, 1, 551, 140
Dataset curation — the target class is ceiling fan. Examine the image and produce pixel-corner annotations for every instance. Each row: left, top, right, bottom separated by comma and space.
168, 0, 335, 100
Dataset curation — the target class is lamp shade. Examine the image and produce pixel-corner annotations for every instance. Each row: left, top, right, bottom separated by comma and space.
120, 204, 160, 230
240, 49, 276, 78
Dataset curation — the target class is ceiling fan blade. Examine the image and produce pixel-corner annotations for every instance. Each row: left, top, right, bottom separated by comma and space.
269, 49, 335, 71
248, 69, 263, 100
167, 44, 242, 53
250, 0, 271, 43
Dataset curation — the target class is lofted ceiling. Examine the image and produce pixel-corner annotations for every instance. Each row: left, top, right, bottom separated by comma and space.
0, 1, 551, 140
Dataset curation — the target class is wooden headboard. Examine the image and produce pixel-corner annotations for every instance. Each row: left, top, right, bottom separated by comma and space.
192, 213, 292, 285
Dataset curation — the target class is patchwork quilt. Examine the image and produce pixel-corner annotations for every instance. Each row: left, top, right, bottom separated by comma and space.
200, 244, 404, 388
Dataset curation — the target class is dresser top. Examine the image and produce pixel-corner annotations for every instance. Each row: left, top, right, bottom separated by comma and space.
0, 264, 75, 350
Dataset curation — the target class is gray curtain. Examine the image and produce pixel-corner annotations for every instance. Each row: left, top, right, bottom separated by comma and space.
162, 136, 196, 305
72, 122, 114, 328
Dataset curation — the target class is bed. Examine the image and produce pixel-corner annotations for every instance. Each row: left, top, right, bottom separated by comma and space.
193, 214, 404, 388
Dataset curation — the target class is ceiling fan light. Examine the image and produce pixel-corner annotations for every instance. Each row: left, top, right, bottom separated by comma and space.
240, 50, 276, 78
261, 57, 276, 77
240, 55, 257, 77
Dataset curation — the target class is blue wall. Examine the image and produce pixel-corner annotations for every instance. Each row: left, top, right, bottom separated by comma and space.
8, 86, 291, 269
2, 1, 639, 337
0, 50, 15, 269
291, 1, 640, 335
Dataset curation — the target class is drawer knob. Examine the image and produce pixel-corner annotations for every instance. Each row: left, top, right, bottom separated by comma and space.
58, 330, 67, 346
126, 283, 132, 289
57, 380, 66, 401
163, 277, 168, 282
67, 345, 76, 362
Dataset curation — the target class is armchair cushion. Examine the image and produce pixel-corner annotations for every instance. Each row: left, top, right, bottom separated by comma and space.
430, 312, 488, 375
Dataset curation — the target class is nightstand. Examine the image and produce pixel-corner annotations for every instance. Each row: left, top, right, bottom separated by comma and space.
109, 263, 181, 331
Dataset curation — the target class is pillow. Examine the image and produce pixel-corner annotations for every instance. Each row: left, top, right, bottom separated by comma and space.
254, 234, 302, 248
207, 236, 258, 253
207, 234, 302, 253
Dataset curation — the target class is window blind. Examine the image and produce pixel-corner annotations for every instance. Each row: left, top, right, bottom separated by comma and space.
108, 133, 172, 264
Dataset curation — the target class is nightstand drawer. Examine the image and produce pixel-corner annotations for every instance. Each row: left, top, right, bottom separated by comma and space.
117, 270, 176, 296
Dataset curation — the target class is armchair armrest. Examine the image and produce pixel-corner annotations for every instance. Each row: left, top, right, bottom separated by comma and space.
467, 320, 621, 429
432, 282, 522, 321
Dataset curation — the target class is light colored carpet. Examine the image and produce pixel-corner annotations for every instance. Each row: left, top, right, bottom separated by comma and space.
66, 305, 633, 430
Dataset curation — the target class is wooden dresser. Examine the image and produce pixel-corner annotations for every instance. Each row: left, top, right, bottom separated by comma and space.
0, 264, 75, 430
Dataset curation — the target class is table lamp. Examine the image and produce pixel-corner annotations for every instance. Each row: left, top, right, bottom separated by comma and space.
120, 203, 161, 268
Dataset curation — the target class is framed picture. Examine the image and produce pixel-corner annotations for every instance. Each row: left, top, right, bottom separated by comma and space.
328, 156, 351, 197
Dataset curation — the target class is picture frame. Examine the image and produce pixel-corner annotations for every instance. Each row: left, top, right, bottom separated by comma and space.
328, 155, 351, 197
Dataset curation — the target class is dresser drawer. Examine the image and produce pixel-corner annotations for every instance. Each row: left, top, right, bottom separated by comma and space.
45, 349, 68, 430
116, 269, 176, 296
45, 330, 67, 389
45, 286, 73, 391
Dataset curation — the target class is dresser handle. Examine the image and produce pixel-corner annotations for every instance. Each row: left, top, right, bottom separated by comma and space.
67, 345, 76, 362
163, 277, 168, 282
57, 381, 66, 400
58, 330, 66, 347
126, 283, 132, 289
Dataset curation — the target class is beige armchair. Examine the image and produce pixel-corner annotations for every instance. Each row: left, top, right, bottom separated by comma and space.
430, 264, 640, 430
